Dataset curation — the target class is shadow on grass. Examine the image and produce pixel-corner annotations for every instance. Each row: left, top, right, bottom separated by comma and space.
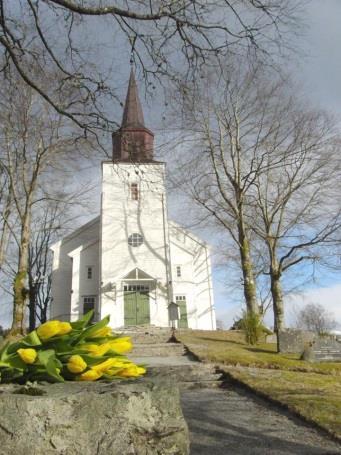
246, 347, 302, 363
189, 336, 246, 346
244, 346, 278, 354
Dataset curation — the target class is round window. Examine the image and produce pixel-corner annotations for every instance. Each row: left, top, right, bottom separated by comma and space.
128, 233, 144, 247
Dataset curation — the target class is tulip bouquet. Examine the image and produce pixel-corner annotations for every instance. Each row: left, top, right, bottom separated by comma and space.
0, 311, 146, 383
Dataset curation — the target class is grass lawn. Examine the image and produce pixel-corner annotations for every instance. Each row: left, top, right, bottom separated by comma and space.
176, 330, 341, 439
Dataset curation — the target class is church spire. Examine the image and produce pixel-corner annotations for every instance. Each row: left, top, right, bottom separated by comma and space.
121, 69, 145, 129
112, 69, 154, 162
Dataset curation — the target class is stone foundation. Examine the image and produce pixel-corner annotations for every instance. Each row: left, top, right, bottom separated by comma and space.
0, 379, 189, 455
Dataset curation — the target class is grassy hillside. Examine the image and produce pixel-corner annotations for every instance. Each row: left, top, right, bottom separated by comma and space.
176, 330, 341, 439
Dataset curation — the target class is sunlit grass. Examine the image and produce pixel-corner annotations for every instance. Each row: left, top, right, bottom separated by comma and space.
177, 330, 341, 375
176, 329, 341, 438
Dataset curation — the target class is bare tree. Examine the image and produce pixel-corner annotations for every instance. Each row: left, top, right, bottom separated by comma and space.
251, 103, 341, 338
0, 1, 302, 131
170, 61, 341, 337
0, 171, 12, 270
28, 203, 61, 330
296, 303, 337, 335
0, 72, 87, 336
170, 64, 283, 316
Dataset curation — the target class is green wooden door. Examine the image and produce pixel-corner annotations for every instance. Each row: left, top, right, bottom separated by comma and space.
176, 296, 188, 328
124, 285, 150, 326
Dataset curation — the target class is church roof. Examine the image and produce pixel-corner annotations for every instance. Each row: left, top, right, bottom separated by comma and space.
169, 220, 209, 248
121, 69, 145, 129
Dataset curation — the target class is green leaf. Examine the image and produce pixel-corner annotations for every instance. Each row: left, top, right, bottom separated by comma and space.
37, 349, 56, 367
37, 349, 63, 382
5, 355, 27, 370
0, 342, 10, 361
70, 310, 94, 330
74, 316, 110, 344
21, 331, 42, 347
43, 339, 75, 355
7, 342, 23, 355
46, 358, 64, 382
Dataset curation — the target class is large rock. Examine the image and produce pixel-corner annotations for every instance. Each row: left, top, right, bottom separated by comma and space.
0, 379, 189, 455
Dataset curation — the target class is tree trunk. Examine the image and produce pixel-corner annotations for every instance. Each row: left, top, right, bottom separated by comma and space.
238, 225, 258, 315
28, 281, 37, 332
270, 265, 285, 352
9, 213, 31, 336
0, 193, 12, 268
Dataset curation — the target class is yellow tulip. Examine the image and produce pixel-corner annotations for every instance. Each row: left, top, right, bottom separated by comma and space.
17, 348, 37, 364
105, 369, 121, 376
58, 322, 72, 336
91, 358, 120, 373
104, 360, 134, 376
108, 337, 132, 354
37, 320, 72, 341
109, 358, 133, 368
78, 369, 102, 381
117, 365, 146, 378
81, 343, 111, 356
37, 320, 61, 341
89, 326, 112, 338
103, 359, 133, 374
67, 355, 87, 374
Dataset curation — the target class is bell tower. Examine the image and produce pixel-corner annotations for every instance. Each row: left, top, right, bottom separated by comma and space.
100, 70, 171, 328
112, 69, 154, 162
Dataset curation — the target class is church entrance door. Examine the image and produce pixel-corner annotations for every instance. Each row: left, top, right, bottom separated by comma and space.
123, 285, 150, 326
176, 295, 188, 328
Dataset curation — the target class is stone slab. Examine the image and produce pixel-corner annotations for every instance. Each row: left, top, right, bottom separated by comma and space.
0, 379, 189, 455
131, 343, 185, 357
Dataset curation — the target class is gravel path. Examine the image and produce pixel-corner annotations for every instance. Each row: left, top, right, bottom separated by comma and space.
181, 387, 341, 455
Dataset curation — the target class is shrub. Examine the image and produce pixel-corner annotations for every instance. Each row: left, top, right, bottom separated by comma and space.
240, 310, 263, 345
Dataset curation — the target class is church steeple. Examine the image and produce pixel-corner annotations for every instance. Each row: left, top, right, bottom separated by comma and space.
121, 69, 145, 129
112, 70, 154, 162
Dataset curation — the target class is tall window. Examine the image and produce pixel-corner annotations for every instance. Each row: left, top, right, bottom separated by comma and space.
176, 266, 182, 278
87, 266, 93, 279
130, 183, 139, 200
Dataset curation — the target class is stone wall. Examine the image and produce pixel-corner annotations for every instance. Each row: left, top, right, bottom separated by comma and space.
0, 379, 189, 455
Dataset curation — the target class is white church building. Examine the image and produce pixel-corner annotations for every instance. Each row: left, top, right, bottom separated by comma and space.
50, 70, 216, 330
